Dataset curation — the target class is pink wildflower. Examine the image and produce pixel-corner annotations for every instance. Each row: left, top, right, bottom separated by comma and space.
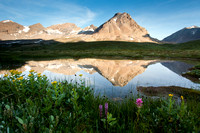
105, 102, 108, 119
136, 98, 143, 108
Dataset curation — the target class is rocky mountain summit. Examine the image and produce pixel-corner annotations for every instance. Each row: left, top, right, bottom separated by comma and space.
163, 26, 200, 43
0, 12, 155, 43
92, 12, 153, 42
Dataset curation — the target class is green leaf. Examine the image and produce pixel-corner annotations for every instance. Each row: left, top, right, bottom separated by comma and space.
50, 115, 54, 121
5, 105, 10, 110
16, 117, 24, 125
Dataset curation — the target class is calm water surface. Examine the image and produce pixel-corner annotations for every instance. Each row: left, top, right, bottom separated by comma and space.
1, 59, 199, 98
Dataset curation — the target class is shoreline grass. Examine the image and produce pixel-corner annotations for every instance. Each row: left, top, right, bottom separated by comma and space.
182, 64, 200, 83
0, 70, 200, 132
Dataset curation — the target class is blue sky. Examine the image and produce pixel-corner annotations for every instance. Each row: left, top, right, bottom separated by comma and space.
0, 0, 200, 40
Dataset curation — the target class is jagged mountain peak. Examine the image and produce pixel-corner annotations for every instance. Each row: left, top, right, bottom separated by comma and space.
93, 12, 154, 42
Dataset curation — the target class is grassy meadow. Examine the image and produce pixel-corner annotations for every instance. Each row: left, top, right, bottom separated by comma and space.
0, 70, 200, 132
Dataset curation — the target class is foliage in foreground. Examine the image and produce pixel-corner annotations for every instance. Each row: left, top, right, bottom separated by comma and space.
0, 70, 200, 132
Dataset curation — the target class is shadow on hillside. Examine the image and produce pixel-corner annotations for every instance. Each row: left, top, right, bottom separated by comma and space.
0, 39, 60, 46
0, 39, 63, 70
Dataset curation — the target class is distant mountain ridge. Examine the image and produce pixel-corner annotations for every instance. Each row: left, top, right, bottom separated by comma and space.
163, 26, 200, 43
0, 13, 156, 43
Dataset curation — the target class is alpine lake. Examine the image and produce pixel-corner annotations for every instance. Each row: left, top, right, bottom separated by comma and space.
1, 58, 199, 99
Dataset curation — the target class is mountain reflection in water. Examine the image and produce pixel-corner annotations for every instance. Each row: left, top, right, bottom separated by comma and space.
0, 59, 199, 98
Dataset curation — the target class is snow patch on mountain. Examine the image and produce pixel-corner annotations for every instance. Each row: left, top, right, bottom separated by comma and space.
2, 20, 13, 23
192, 31, 196, 35
113, 18, 117, 22
46, 29, 63, 35
186, 26, 200, 29
70, 29, 81, 34
23, 26, 30, 32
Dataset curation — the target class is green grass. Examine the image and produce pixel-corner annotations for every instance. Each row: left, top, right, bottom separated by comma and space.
182, 64, 200, 83
1, 40, 200, 69
0, 70, 200, 132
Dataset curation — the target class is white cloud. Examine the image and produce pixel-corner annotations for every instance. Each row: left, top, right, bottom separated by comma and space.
0, 0, 97, 27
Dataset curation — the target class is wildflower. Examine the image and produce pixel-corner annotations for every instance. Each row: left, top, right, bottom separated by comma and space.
10, 70, 15, 75
13, 70, 19, 74
19, 71, 22, 74
79, 74, 83, 77
37, 73, 41, 76
51, 81, 57, 85
38, 75, 41, 78
181, 96, 184, 100
12, 80, 15, 82
105, 103, 108, 119
99, 104, 103, 118
29, 70, 34, 73
136, 98, 143, 108
17, 77, 23, 80
28, 74, 32, 77
4, 74, 8, 77
169, 94, 173, 97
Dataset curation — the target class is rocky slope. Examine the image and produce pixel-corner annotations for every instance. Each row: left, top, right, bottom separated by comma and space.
0, 12, 156, 42
163, 26, 200, 43
91, 12, 154, 42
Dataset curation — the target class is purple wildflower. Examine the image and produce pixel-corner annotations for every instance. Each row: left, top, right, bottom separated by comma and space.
99, 104, 103, 118
136, 98, 143, 108
105, 102, 108, 119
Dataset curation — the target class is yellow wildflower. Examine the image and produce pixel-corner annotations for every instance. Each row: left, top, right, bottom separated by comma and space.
169, 94, 173, 97
19, 71, 22, 74
14, 70, 19, 74
12, 80, 15, 82
51, 81, 57, 85
28, 74, 32, 77
37, 73, 41, 76
29, 70, 34, 73
10, 70, 15, 75
79, 74, 83, 77
17, 77, 23, 80
4, 74, 8, 77
181, 96, 184, 100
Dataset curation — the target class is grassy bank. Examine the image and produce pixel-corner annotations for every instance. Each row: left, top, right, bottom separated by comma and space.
182, 64, 200, 83
0, 40, 200, 69
0, 70, 200, 132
